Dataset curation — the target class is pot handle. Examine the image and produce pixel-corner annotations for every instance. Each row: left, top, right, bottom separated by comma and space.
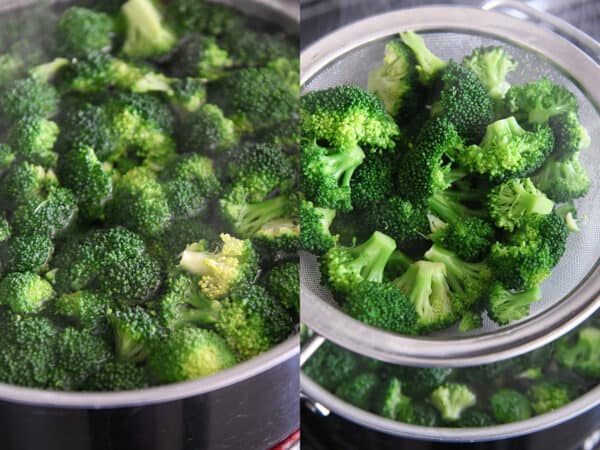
481, 0, 600, 63
300, 333, 326, 367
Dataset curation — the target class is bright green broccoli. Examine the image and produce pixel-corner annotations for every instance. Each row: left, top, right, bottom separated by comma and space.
487, 282, 542, 325
462, 46, 517, 100
366, 196, 430, 247
167, 0, 242, 37
511, 210, 568, 267
221, 28, 297, 69
2, 234, 54, 273
555, 326, 600, 378
527, 381, 572, 414
490, 389, 532, 423
299, 200, 337, 255
532, 153, 590, 203
55, 6, 116, 57
8, 115, 59, 167
121, 0, 177, 59
458, 310, 484, 332
430, 216, 495, 262
400, 31, 447, 85
0, 272, 54, 313
430, 383, 477, 422
374, 377, 413, 421
0, 214, 10, 243
0, 143, 16, 173
488, 241, 553, 291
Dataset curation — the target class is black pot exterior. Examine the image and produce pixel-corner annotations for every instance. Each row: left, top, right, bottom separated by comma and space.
0, 354, 299, 450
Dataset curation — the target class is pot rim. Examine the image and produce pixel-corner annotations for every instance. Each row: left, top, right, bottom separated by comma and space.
300, 6, 600, 367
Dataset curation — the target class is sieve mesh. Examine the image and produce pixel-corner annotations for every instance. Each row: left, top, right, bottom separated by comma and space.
301, 32, 600, 339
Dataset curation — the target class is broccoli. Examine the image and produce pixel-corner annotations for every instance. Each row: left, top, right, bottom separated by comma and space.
393, 261, 455, 331
301, 139, 365, 212
490, 389, 532, 423
350, 152, 394, 210
0, 143, 16, 174
179, 234, 258, 300
462, 46, 517, 100
121, 0, 177, 59
532, 153, 590, 203
28, 58, 70, 83
430, 216, 495, 262
458, 117, 554, 180
365, 196, 429, 247
430, 383, 476, 422
344, 281, 418, 335
0, 161, 55, 209
487, 282, 542, 325
374, 377, 413, 420
164, 153, 221, 198
527, 381, 572, 415
0, 272, 54, 314
108, 306, 159, 362
455, 409, 496, 427
321, 231, 396, 295
51, 291, 111, 331
302, 341, 364, 392
216, 284, 293, 360
258, 118, 300, 152
84, 358, 150, 391
163, 178, 208, 221
392, 366, 454, 398
0, 77, 59, 120
167, 77, 206, 113
180, 104, 237, 155
8, 115, 59, 167
55, 6, 116, 57
459, 310, 483, 332
400, 31, 447, 85
155, 218, 216, 265
385, 250, 413, 280
511, 210, 568, 267
301, 84, 399, 151
487, 177, 554, 231
0, 52, 24, 87
166, 0, 242, 36
555, 326, 600, 378
2, 234, 54, 274
407, 403, 441, 427
336, 372, 380, 410
261, 262, 300, 312
175, 34, 232, 80
505, 77, 578, 124
0, 214, 10, 243
488, 241, 553, 291
221, 28, 297, 69
549, 111, 590, 159
299, 200, 337, 255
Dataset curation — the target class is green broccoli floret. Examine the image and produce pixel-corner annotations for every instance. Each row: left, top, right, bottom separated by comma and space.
175, 35, 232, 80
28, 58, 70, 83
261, 262, 300, 312
345, 281, 418, 335
462, 46, 517, 100
488, 241, 553, 291
299, 200, 337, 255
427, 189, 486, 225
430, 216, 495, 262
180, 104, 237, 155
163, 178, 208, 221
302, 341, 364, 392
156, 218, 216, 264
0, 52, 24, 87
511, 210, 568, 267
301, 85, 399, 151
374, 377, 413, 420
365, 196, 429, 247
0, 143, 16, 173
505, 77, 578, 124
55, 6, 116, 57
3, 234, 54, 273
108, 306, 159, 362
527, 381, 572, 415
488, 177, 554, 231
393, 261, 455, 331
549, 112, 590, 159
555, 326, 600, 378
84, 358, 150, 391
430, 383, 476, 422
166, 77, 206, 113
258, 118, 300, 152
179, 234, 258, 300
455, 409, 496, 427
458, 310, 484, 332
490, 389, 532, 423
336, 372, 380, 410
167, 0, 243, 36
487, 281, 542, 325
532, 153, 590, 203
216, 284, 293, 360
301, 139, 365, 212
0, 214, 10, 243
392, 366, 454, 398
350, 152, 394, 210
222, 28, 297, 69
51, 291, 111, 331
121, 0, 176, 59
0, 272, 54, 313
400, 31, 447, 85
165, 153, 221, 197
458, 117, 554, 180
148, 326, 236, 383
0, 161, 56, 209
0, 77, 59, 120
97, 252, 162, 303
8, 115, 59, 167
322, 231, 396, 295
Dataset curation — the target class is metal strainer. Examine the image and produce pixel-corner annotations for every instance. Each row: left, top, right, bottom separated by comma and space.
300, 2, 600, 367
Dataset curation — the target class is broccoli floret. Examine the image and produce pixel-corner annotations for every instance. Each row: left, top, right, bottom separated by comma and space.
336, 372, 380, 410
0, 143, 16, 173
488, 177, 554, 231
166, 77, 206, 113
427, 189, 486, 225
350, 152, 394, 210
462, 46, 517, 100
400, 31, 447, 85
261, 262, 300, 312
0, 161, 55, 209
532, 153, 590, 203
0, 272, 54, 314
459, 310, 483, 332
365, 196, 429, 247
179, 234, 258, 300
156, 218, 215, 264
8, 115, 59, 167
148, 326, 236, 383
302, 341, 364, 392
55, 6, 116, 57
455, 409, 496, 427
0, 77, 59, 120
527, 381, 572, 415
97, 252, 162, 303
0, 52, 24, 87
299, 200, 337, 255
59, 145, 113, 220
175, 35, 232, 80
301, 139, 365, 212
430, 217, 495, 262
0, 215, 10, 243
345, 281, 418, 335
549, 112, 590, 159
258, 118, 300, 152
301, 85, 399, 151
488, 241, 553, 291
490, 389, 532, 423
3, 234, 54, 273
84, 358, 150, 391
222, 28, 297, 69
108, 306, 159, 362
51, 291, 111, 331
511, 211, 568, 267
166, 0, 242, 36
555, 326, 600, 378
121, 0, 176, 59
28, 58, 70, 83
393, 261, 455, 331
430, 383, 476, 422
487, 282, 542, 325
216, 284, 293, 360
165, 153, 221, 197
374, 377, 413, 420
459, 116, 554, 180
180, 104, 237, 155
163, 178, 208, 221
392, 366, 454, 398
505, 77, 578, 124
321, 231, 396, 295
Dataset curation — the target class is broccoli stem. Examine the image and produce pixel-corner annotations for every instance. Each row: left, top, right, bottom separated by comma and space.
515, 189, 554, 216
238, 195, 290, 236
400, 31, 447, 85
324, 145, 365, 187
428, 192, 483, 223
350, 231, 397, 283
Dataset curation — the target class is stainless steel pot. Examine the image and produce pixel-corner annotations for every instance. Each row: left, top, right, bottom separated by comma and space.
0, 1, 300, 449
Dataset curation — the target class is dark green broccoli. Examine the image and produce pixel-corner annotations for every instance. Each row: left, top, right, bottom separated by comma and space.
180, 104, 237, 155
299, 200, 337, 255
175, 34, 232, 80
108, 306, 159, 362
430, 383, 477, 422
84, 358, 150, 391
430, 216, 495, 262
121, 0, 176, 59
490, 389, 532, 423
0, 272, 54, 313
2, 234, 54, 273
0, 161, 55, 209
527, 381, 572, 415
455, 409, 496, 427
407, 403, 441, 426
222, 28, 297, 69
462, 46, 517, 100
163, 178, 208, 221
55, 6, 116, 57
0, 143, 16, 173
487, 282, 542, 325
350, 152, 394, 210
392, 366, 454, 398
488, 241, 553, 291
0, 77, 59, 120
261, 262, 300, 312
302, 341, 364, 392
549, 112, 590, 159
366, 196, 430, 247
458, 310, 483, 332
8, 115, 59, 167
345, 281, 418, 335
374, 377, 413, 420
532, 153, 590, 203
0, 214, 10, 243
0, 52, 24, 87
555, 326, 600, 378
505, 77, 578, 124
164, 153, 221, 198
488, 177, 554, 231
400, 31, 447, 85
155, 218, 215, 265
336, 372, 380, 410
458, 117, 554, 180
166, 0, 242, 36
51, 291, 112, 331
166, 77, 206, 113
257, 118, 300, 152
385, 250, 413, 280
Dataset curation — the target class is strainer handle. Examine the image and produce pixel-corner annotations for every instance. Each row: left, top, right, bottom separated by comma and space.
482, 0, 600, 63
300, 333, 326, 367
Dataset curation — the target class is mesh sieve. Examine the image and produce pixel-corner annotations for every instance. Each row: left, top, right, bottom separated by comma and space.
300, 7, 600, 367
